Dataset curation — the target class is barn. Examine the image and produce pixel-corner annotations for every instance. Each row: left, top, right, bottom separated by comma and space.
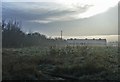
67, 38, 107, 46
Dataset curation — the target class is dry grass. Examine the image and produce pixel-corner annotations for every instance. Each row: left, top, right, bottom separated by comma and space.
2, 46, 119, 80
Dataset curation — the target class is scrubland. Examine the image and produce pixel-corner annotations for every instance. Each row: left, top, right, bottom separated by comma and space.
2, 46, 120, 80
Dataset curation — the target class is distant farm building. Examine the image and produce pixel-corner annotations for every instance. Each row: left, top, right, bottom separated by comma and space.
67, 38, 107, 46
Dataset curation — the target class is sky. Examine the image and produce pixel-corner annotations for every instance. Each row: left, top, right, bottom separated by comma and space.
2, 0, 119, 42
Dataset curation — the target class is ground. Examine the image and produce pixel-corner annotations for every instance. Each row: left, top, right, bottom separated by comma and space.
2, 46, 120, 80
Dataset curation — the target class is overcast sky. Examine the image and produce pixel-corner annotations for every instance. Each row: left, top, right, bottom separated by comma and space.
2, 0, 119, 41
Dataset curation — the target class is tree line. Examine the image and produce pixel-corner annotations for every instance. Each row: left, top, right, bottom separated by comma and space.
2, 20, 66, 48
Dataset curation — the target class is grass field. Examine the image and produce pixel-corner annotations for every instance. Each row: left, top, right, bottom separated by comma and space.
2, 46, 120, 80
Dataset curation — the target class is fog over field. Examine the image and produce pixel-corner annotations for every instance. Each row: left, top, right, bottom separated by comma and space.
1, 0, 120, 80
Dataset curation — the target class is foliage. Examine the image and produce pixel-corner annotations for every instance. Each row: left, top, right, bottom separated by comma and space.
2, 46, 119, 80
2, 20, 66, 48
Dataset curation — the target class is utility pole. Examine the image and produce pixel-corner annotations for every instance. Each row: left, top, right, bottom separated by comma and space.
61, 30, 62, 40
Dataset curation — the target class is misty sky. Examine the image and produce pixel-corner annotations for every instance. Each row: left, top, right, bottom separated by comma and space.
2, 0, 119, 41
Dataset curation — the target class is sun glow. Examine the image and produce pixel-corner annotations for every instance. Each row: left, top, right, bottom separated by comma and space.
77, 0, 119, 18
56, 0, 119, 18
